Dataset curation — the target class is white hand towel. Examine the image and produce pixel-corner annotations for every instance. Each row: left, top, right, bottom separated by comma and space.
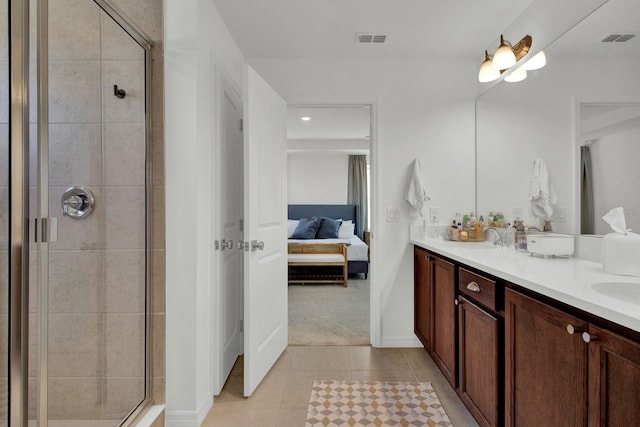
405, 159, 429, 217
528, 158, 557, 219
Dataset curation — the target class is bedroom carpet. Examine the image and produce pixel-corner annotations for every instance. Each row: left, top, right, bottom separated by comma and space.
288, 277, 370, 345
305, 380, 453, 427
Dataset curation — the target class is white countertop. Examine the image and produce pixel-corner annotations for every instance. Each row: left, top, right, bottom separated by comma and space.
410, 231, 640, 333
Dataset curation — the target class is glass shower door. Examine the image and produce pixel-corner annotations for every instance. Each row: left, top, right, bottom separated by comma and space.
31, 0, 151, 425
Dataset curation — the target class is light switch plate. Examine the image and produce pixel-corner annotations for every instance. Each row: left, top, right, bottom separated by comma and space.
429, 207, 440, 225
386, 207, 400, 222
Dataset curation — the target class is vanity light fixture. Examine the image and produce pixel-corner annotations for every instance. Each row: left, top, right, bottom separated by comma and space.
300, 116, 312, 121
478, 34, 542, 83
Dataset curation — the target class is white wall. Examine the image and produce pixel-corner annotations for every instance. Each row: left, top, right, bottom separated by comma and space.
287, 153, 348, 204
164, 0, 244, 425
251, 57, 477, 346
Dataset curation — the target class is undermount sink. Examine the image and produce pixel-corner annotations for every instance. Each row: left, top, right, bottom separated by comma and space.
591, 282, 640, 305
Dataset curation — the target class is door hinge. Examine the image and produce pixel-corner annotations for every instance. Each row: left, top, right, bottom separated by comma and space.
239, 319, 243, 332
238, 218, 243, 232
239, 119, 243, 132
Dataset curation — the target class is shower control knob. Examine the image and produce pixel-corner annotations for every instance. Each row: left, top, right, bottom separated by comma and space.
61, 186, 95, 219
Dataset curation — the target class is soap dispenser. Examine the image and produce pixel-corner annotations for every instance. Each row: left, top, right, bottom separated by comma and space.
515, 220, 527, 251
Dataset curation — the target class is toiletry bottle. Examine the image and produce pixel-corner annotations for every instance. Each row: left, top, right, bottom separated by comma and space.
515, 220, 527, 251
468, 212, 478, 240
543, 220, 552, 232
459, 220, 469, 241
446, 220, 457, 240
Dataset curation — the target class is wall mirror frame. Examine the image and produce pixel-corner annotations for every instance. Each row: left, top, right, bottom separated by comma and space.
475, 0, 640, 236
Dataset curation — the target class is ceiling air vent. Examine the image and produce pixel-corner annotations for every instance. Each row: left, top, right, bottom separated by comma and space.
600, 33, 637, 43
356, 33, 389, 44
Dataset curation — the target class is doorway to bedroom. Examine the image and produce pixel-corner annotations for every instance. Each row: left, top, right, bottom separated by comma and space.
286, 105, 372, 346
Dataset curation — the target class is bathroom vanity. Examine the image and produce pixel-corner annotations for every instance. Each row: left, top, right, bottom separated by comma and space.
412, 233, 640, 427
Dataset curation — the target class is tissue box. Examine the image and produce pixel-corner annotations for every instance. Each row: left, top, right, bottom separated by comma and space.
603, 232, 640, 276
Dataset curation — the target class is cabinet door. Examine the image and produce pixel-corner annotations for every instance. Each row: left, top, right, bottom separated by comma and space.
459, 296, 500, 427
432, 256, 457, 388
505, 288, 588, 426
414, 248, 433, 351
587, 324, 640, 426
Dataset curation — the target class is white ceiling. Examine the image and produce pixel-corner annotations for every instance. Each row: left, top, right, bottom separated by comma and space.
287, 106, 370, 140
212, 0, 535, 59
549, 0, 640, 57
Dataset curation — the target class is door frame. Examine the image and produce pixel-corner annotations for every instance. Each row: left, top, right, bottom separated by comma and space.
286, 98, 381, 347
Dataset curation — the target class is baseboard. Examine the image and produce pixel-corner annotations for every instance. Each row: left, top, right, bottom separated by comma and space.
165, 395, 213, 427
379, 335, 423, 348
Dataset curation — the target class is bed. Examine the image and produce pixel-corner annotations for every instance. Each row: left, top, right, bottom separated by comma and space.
287, 204, 369, 278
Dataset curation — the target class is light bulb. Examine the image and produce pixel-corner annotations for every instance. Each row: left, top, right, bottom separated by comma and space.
504, 67, 527, 83
492, 35, 516, 70
523, 50, 546, 70
478, 51, 500, 82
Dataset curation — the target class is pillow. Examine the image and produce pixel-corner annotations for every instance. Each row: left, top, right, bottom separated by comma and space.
316, 217, 342, 239
338, 220, 355, 239
290, 217, 322, 239
287, 219, 299, 238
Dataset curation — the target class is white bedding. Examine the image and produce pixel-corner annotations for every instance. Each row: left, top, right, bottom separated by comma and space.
287, 236, 368, 261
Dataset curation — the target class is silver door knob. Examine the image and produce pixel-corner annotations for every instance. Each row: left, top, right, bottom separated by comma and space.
237, 241, 244, 250
251, 240, 264, 251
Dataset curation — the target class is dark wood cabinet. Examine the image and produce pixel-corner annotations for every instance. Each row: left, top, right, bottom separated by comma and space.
587, 324, 640, 426
431, 256, 457, 388
414, 247, 433, 351
505, 288, 588, 427
414, 244, 640, 427
458, 296, 500, 427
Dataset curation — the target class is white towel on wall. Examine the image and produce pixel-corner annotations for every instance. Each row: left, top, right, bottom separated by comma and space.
405, 159, 429, 217
528, 158, 557, 220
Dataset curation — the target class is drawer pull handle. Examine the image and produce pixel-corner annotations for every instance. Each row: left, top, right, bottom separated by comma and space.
566, 324, 582, 335
582, 332, 597, 343
466, 281, 481, 292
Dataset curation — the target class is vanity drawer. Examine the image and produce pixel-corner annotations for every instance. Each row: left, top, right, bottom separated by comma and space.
458, 268, 498, 312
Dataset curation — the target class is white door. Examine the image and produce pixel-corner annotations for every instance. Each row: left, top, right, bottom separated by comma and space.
243, 65, 288, 396
215, 72, 244, 393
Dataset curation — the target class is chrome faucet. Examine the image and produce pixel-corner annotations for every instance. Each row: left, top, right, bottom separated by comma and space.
482, 226, 513, 247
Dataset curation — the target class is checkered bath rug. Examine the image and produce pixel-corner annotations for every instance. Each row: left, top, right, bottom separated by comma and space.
305, 380, 453, 426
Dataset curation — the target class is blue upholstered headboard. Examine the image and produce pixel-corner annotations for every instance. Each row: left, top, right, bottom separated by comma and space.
288, 204, 359, 235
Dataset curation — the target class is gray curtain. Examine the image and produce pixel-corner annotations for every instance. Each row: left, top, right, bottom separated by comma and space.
581, 145, 594, 234
347, 155, 368, 239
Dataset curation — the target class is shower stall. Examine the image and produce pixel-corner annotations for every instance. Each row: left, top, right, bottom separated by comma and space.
2, 0, 155, 425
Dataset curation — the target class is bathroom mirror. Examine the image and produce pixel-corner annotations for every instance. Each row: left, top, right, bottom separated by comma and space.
476, 0, 640, 235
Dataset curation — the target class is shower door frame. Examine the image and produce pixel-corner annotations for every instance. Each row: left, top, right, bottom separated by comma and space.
8, 0, 156, 425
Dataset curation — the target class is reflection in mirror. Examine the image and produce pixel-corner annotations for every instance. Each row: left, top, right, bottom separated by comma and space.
580, 104, 640, 235
476, 0, 640, 235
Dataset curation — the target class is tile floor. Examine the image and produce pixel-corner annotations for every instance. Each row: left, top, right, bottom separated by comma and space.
201, 345, 478, 427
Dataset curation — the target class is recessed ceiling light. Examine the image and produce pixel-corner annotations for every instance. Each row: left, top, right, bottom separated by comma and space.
300, 116, 312, 121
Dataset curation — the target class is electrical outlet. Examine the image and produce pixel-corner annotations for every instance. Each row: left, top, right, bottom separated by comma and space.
554, 207, 568, 223
386, 207, 400, 222
512, 207, 523, 220
429, 207, 440, 225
